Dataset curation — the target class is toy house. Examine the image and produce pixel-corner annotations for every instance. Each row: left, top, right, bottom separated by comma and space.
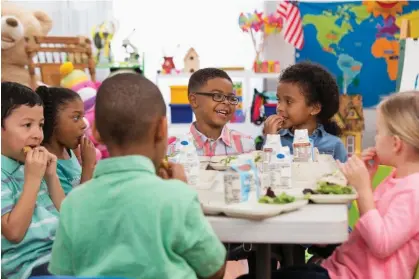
183, 48, 200, 73
333, 94, 364, 157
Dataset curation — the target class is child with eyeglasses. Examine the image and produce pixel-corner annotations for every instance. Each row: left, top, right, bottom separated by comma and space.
168, 68, 255, 156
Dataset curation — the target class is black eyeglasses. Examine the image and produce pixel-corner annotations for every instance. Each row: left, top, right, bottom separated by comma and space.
194, 92, 239, 105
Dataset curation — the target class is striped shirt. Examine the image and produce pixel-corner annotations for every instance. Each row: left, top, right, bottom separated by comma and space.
1, 155, 59, 279
168, 123, 255, 156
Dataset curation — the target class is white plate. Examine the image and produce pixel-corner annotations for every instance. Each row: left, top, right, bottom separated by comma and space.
201, 201, 225, 215
309, 194, 357, 204
209, 163, 229, 171
202, 199, 308, 220
199, 156, 211, 162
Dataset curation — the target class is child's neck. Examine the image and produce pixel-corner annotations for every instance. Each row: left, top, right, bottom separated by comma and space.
291, 119, 318, 135
394, 160, 419, 178
194, 121, 223, 140
44, 141, 69, 160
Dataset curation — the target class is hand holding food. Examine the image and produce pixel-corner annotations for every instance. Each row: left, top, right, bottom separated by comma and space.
158, 161, 188, 183
263, 115, 285, 135
36, 146, 58, 178
360, 147, 380, 177
80, 136, 97, 168
24, 147, 48, 184
337, 156, 371, 193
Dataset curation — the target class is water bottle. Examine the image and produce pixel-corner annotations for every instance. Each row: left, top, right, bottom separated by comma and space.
177, 137, 200, 186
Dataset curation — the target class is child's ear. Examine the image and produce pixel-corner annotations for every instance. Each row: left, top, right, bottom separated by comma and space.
92, 121, 103, 144
155, 116, 168, 143
188, 93, 198, 109
310, 103, 321, 116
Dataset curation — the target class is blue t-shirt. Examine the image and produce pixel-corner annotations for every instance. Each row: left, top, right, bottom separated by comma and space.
57, 150, 81, 195
279, 124, 348, 163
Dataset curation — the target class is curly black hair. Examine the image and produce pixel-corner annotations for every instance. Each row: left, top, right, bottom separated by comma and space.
188, 68, 232, 94
35, 86, 81, 144
1, 82, 43, 128
279, 61, 341, 136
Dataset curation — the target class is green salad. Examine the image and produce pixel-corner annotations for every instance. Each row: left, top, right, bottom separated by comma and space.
259, 188, 296, 204
220, 156, 238, 166
303, 182, 353, 195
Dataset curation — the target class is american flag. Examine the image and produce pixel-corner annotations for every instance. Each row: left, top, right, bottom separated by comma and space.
276, 0, 304, 50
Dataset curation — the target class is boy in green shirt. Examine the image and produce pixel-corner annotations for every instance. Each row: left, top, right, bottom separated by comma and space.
48, 74, 227, 279
1, 82, 66, 279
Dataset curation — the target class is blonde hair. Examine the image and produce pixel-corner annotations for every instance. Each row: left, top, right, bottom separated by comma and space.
378, 91, 419, 153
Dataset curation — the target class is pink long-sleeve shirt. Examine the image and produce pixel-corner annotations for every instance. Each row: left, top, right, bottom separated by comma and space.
322, 171, 419, 279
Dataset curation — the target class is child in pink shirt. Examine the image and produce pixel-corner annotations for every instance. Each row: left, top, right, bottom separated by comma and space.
240, 90, 419, 279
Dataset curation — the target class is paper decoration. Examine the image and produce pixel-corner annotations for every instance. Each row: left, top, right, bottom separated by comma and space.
238, 10, 283, 63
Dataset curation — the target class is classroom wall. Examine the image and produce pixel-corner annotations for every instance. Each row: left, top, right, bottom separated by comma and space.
263, 1, 409, 149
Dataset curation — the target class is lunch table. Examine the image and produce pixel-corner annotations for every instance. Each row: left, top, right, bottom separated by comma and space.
207, 204, 349, 279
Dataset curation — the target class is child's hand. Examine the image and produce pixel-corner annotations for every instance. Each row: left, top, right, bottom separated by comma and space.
263, 115, 284, 135
37, 147, 58, 179
80, 137, 97, 168
337, 156, 371, 193
360, 147, 380, 178
24, 147, 48, 185
158, 162, 188, 183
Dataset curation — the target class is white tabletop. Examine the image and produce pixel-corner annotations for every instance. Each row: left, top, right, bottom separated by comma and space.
207, 204, 348, 244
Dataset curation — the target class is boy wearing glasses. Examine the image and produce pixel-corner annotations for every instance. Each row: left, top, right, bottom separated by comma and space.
168, 68, 254, 156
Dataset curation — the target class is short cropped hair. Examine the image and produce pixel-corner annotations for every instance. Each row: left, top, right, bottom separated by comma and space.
188, 68, 232, 94
95, 74, 166, 146
1, 82, 43, 128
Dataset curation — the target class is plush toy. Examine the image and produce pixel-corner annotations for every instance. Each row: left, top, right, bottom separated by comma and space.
59, 61, 106, 161
1, 0, 52, 89
60, 62, 101, 111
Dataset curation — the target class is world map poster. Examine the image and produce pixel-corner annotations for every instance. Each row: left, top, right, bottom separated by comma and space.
296, 1, 419, 107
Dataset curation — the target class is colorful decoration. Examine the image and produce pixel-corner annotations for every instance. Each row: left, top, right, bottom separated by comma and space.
238, 10, 283, 70
92, 20, 117, 64
363, 1, 408, 19
253, 60, 280, 73
230, 82, 245, 123
297, 1, 419, 107
333, 94, 364, 157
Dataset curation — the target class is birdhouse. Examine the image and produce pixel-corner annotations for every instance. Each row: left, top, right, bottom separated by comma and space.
183, 48, 200, 73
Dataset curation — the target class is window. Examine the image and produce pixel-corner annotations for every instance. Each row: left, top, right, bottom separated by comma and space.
346, 135, 355, 156
112, 0, 264, 80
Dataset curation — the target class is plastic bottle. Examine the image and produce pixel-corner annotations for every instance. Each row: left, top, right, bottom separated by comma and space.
263, 134, 283, 163
177, 137, 200, 186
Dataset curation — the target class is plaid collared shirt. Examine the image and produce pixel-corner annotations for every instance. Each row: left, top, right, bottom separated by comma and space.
168, 123, 255, 157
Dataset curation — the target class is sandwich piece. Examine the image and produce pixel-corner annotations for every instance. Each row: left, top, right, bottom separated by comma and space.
22, 146, 32, 154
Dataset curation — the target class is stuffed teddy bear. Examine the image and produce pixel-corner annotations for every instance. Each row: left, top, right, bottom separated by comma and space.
1, 0, 52, 88
59, 62, 106, 160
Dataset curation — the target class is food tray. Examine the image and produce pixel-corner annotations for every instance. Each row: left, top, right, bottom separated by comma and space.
202, 200, 308, 220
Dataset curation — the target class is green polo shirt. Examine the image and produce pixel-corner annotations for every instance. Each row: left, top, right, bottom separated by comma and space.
1, 155, 59, 279
57, 150, 81, 195
49, 155, 226, 279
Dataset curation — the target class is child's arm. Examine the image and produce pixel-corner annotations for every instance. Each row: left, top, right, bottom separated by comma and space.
174, 196, 226, 279
356, 187, 419, 259
41, 147, 65, 210
45, 174, 65, 211
48, 200, 73, 275
1, 149, 47, 243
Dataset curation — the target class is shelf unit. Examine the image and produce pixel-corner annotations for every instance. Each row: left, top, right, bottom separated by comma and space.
155, 70, 280, 138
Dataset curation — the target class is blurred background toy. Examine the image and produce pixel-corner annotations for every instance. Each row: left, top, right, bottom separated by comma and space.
92, 20, 117, 64
122, 28, 140, 63
183, 47, 200, 73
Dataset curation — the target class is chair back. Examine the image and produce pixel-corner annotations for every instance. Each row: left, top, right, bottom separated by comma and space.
25, 36, 96, 87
